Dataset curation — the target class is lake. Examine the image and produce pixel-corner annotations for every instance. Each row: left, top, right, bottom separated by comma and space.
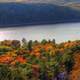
0, 23, 80, 43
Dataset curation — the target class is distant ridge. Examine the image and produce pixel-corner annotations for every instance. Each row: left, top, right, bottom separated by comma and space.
0, 3, 80, 27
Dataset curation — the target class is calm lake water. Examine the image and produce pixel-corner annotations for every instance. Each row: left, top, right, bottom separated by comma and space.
0, 23, 80, 43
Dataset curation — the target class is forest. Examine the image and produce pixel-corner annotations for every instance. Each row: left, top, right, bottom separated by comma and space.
0, 38, 79, 80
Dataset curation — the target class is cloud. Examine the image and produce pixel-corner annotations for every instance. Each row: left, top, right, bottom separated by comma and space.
24, 0, 66, 5
0, 0, 79, 5
0, 0, 16, 2
0, 0, 65, 4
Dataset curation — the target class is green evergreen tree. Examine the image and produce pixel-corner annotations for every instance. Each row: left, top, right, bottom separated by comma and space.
28, 40, 33, 52
41, 39, 47, 45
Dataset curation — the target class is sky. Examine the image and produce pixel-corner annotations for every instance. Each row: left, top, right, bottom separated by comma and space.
0, 0, 79, 6
0, 23, 80, 43
0, 0, 79, 5
0, 0, 57, 2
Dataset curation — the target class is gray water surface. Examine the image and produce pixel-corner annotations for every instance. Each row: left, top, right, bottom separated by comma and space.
0, 23, 80, 43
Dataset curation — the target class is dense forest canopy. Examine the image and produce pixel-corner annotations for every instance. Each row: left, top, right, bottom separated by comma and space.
0, 38, 79, 80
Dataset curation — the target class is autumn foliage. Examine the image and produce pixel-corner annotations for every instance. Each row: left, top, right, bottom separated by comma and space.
0, 39, 79, 80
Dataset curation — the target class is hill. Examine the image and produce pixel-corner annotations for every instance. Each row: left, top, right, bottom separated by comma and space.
0, 39, 80, 79
0, 3, 80, 27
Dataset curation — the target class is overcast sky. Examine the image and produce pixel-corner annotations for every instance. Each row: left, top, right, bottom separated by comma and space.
0, 0, 64, 3
0, 0, 79, 5
0, 0, 74, 5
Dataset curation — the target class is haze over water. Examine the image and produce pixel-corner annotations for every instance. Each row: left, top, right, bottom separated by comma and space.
0, 23, 80, 43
